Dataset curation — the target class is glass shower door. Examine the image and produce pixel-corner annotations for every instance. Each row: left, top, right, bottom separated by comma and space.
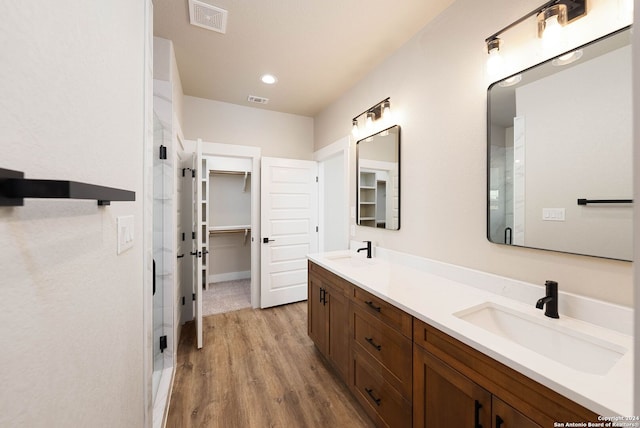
152, 113, 165, 401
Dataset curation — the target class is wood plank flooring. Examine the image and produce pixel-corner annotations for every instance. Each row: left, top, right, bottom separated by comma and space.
166, 302, 373, 427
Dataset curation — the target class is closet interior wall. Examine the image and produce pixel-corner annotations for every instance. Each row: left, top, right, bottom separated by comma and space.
206, 156, 252, 285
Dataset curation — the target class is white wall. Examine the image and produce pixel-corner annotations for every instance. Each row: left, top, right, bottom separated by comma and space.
314, 0, 634, 306
183, 96, 314, 159
0, 2, 147, 427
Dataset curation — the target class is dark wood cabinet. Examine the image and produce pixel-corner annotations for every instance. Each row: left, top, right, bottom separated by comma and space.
413, 317, 597, 428
348, 298, 413, 427
308, 261, 601, 428
307, 261, 351, 382
413, 345, 491, 428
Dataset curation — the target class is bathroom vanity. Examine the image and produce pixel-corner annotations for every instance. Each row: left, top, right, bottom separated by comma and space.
307, 249, 633, 427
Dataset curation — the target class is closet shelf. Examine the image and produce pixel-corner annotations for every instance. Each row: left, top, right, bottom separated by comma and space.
209, 225, 251, 245
0, 167, 135, 206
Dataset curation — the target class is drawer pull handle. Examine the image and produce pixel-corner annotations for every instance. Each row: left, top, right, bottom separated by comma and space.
495, 415, 504, 428
365, 337, 382, 351
474, 400, 483, 428
364, 300, 381, 312
365, 388, 381, 406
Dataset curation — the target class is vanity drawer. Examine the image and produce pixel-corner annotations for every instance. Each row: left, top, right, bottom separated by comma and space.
308, 261, 352, 295
352, 306, 412, 398
352, 287, 412, 338
351, 349, 412, 428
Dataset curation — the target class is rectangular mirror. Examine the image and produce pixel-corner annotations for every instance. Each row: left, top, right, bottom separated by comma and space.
487, 27, 632, 261
357, 125, 400, 229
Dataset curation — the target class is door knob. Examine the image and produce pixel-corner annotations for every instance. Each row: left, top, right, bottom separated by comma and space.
262, 237, 275, 243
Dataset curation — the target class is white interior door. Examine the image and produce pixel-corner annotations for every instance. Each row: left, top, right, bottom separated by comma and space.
178, 150, 193, 325
193, 140, 203, 348
260, 157, 318, 308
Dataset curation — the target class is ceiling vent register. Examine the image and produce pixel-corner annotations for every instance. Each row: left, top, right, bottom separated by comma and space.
188, 0, 228, 34
247, 95, 269, 104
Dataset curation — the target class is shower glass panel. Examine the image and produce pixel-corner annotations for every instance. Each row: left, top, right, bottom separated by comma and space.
152, 113, 165, 401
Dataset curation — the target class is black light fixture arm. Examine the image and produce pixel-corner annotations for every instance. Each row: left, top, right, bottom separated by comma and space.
485, 0, 587, 43
0, 168, 136, 207
352, 97, 391, 122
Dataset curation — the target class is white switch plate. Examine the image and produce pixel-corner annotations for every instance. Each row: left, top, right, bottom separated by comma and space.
117, 215, 135, 254
542, 208, 565, 221
350, 206, 356, 219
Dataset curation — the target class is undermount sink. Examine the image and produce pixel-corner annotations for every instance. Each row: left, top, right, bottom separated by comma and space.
324, 253, 376, 268
454, 302, 627, 375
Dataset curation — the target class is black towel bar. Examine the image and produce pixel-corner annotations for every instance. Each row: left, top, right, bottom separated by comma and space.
577, 198, 633, 206
0, 168, 135, 206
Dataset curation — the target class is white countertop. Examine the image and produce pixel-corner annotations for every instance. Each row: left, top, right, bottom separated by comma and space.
308, 248, 634, 417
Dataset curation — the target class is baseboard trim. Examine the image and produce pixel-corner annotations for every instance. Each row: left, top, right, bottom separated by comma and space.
209, 271, 251, 283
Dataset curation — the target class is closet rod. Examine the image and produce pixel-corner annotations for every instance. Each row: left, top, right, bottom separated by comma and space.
209, 228, 251, 234
209, 170, 251, 176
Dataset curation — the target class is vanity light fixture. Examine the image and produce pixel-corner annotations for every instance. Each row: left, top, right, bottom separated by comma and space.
352, 119, 359, 138
365, 111, 375, 129
486, 38, 504, 77
538, 4, 567, 39
485, 0, 587, 66
351, 97, 391, 139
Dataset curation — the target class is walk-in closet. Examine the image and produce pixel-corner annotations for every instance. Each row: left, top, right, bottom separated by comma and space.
202, 155, 252, 315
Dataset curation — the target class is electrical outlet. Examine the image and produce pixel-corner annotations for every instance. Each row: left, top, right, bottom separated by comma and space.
117, 215, 134, 254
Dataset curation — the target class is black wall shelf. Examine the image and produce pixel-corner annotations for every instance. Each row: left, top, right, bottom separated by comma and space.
0, 168, 135, 206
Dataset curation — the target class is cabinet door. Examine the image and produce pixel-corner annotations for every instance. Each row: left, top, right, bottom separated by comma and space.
413, 346, 491, 428
307, 274, 327, 353
327, 286, 349, 381
493, 397, 541, 428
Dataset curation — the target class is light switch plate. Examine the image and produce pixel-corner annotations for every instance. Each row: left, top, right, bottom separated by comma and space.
117, 215, 135, 254
542, 208, 565, 221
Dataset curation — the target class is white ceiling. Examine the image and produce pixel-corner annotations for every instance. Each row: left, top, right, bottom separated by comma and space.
153, 0, 455, 117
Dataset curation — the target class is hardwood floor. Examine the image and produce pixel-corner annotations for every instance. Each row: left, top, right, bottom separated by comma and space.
166, 302, 373, 427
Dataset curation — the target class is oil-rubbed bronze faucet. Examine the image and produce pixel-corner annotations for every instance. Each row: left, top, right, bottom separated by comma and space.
536, 280, 559, 319
357, 240, 372, 258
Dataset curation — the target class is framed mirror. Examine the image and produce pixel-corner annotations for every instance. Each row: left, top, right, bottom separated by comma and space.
357, 125, 400, 229
487, 27, 632, 261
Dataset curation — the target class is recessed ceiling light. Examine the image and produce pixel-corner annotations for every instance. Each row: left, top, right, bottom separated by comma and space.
260, 74, 277, 85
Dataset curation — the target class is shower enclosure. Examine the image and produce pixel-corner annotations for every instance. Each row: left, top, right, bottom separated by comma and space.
152, 110, 174, 412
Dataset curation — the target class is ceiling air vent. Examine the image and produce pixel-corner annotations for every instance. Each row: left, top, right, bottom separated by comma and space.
188, 0, 228, 34
247, 95, 269, 104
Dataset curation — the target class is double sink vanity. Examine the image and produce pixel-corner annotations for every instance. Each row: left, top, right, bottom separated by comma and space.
307, 247, 633, 427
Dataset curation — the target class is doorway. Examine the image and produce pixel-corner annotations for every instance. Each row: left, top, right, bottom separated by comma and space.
315, 136, 350, 252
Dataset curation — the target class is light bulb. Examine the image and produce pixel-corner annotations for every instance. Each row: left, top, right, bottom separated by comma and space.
381, 101, 391, 121
487, 48, 504, 77
366, 112, 374, 129
486, 38, 503, 78
351, 120, 359, 138
543, 15, 562, 44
